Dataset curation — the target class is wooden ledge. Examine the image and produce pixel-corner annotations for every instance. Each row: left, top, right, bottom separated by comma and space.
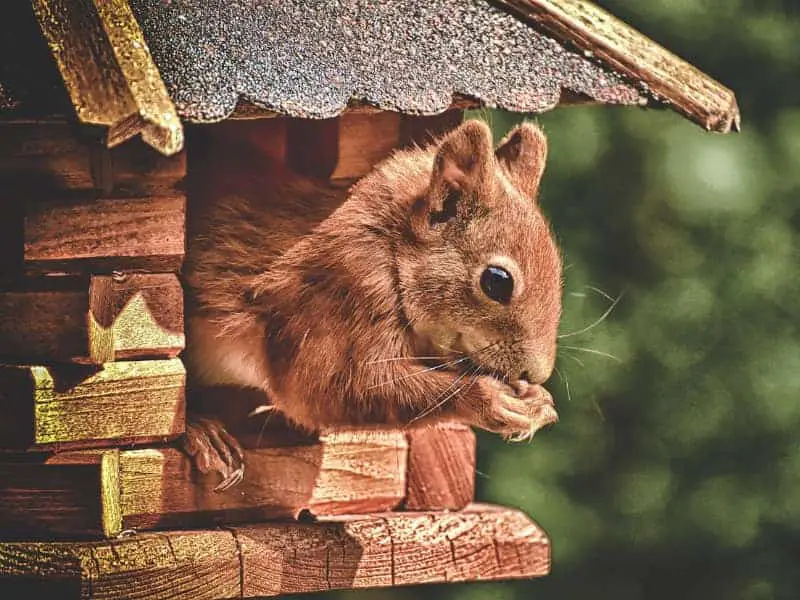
0, 504, 550, 599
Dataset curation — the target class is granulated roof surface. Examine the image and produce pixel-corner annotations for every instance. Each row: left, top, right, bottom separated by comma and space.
128, 0, 643, 121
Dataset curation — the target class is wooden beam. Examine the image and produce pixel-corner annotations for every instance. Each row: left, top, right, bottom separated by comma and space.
404, 422, 476, 511
31, 0, 183, 154
0, 123, 186, 195
331, 111, 402, 180
0, 428, 403, 535
0, 528, 240, 598
23, 193, 185, 275
0, 450, 121, 539
120, 428, 407, 530
0, 275, 184, 363
0, 359, 185, 451
492, 0, 740, 132
0, 505, 549, 598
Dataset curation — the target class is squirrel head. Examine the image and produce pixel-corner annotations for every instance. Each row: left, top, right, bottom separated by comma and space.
397, 119, 562, 387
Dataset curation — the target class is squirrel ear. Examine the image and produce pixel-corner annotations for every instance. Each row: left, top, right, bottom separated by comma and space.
495, 122, 548, 201
428, 120, 494, 208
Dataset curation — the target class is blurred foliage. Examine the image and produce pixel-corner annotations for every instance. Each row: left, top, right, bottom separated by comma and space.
326, 1, 799, 599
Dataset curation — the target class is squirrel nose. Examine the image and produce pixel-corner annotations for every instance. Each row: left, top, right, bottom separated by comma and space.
519, 355, 554, 385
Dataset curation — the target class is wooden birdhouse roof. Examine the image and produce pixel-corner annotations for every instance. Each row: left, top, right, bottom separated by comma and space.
0, 0, 739, 155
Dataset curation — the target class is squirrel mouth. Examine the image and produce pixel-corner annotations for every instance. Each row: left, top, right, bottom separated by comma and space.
456, 356, 509, 384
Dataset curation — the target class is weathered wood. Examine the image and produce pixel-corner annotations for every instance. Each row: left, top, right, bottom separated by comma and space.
0, 275, 184, 363
492, 0, 740, 132
120, 428, 406, 529
0, 450, 121, 539
31, 0, 183, 153
0, 359, 185, 451
404, 422, 476, 511
105, 274, 185, 360
0, 428, 401, 536
0, 529, 239, 599
0, 123, 186, 195
24, 193, 185, 275
0, 505, 549, 598
331, 111, 402, 180
240, 504, 550, 595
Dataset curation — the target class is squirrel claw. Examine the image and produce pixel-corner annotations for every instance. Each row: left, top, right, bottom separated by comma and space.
182, 416, 246, 491
460, 377, 558, 441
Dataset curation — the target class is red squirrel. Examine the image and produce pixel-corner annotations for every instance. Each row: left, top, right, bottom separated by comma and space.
182, 120, 562, 487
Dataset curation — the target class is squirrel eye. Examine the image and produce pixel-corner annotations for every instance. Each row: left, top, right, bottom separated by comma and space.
480, 266, 514, 304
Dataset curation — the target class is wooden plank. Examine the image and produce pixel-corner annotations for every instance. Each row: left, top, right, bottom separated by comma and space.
119, 428, 407, 530
106, 274, 185, 360
285, 112, 402, 182
492, 0, 740, 132
331, 111, 402, 180
0, 123, 186, 195
24, 193, 185, 275
0, 450, 121, 539
0, 529, 239, 599
239, 504, 550, 596
404, 422, 476, 511
0, 505, 548, 598
0, 275, 184, 363
31, 0, 183, 153
0, 277, 114, 364
0, 359, 185, 451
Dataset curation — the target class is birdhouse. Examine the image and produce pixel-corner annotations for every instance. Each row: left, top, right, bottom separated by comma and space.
0, 1, 738, 598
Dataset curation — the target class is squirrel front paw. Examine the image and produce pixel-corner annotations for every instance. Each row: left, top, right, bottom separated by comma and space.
459, 376, 558, 441
182, 416, 246, 491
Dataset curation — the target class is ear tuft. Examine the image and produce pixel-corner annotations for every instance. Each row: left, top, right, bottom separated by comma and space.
495, 122, 548, 201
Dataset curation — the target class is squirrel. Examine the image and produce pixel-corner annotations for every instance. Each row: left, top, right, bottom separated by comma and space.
182, 119, 562, 488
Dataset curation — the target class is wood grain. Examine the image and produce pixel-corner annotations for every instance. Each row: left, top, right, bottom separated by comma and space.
332, 111, 402, 180
492, 0, 740, 132
0, 529, 239, 599
0, 123, 186, 195
24, 193, 185, 275
239, 504, 550, 596
0, 275, 184, 363
119, 428, 407, 530
0, 359, 185, 451
31, 0, 183, 154
0, 450, 121, 539
404, 422, 476, 511
0, 505, 549, 598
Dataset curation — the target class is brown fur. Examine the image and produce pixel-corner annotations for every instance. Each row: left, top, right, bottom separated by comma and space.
183, 120, 562, 437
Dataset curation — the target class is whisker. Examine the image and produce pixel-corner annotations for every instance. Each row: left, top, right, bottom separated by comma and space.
366, 356, 448, 364
409, 360, 484, 426
586, 285, 616, 303
561, 346, 622, 362
560, 352, 585, 368
558, 291, 623, 339
409, 372, 469, 425
554, 366, 572, 403
366, 356, 468, 390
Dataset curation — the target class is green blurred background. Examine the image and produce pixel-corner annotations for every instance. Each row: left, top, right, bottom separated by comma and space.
350, 1, 800, 598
